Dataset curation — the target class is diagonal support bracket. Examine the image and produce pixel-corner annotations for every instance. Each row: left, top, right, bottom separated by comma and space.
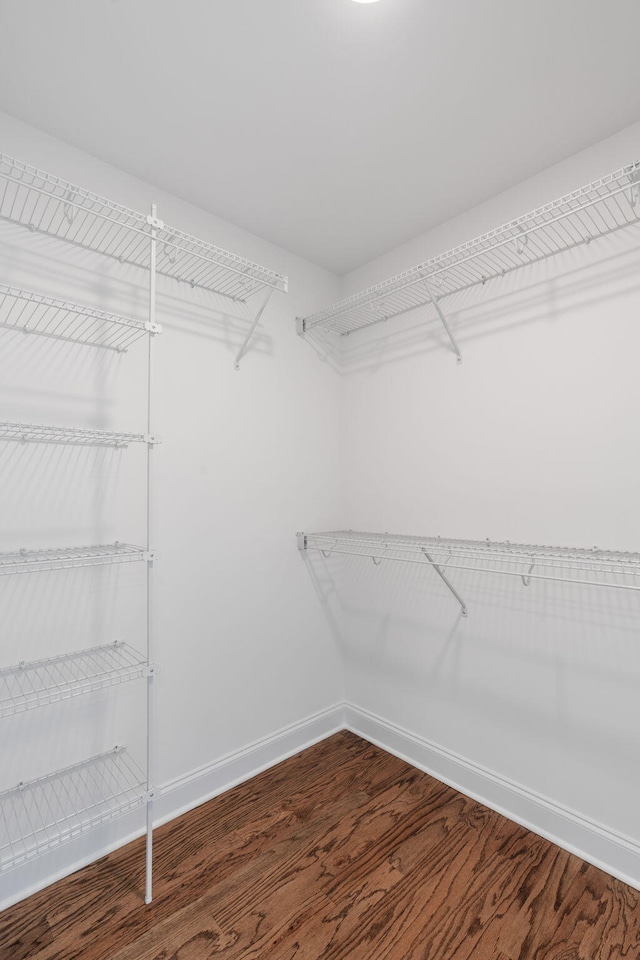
234, 287, 274, 370
421, 548, 468, 616
422, 279, 463, 364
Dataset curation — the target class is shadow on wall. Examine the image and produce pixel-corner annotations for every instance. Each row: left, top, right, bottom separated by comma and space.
301, 550, 347, 650
300, 546, 640, 798
299, 233, 640, 374
0, 225, 277, 367
0, 561, 147, 780
156, 282, 273, 362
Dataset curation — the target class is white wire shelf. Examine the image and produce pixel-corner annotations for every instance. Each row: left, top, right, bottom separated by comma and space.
298, 531, 640, 593
0, 154, 287, 301
0, 642, 148, 718
298, 161, 640, 353
0, 747, 146, 871
0, 421, 153, 447
0, 543, 151, 577
0, 283, 156, 351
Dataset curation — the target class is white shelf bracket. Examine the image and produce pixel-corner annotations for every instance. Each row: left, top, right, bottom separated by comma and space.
422, 278, 463, 364
296, 317, 306, 336
521, 562, 535, 587
234, 287, 274, 370
421, 548, 468, 617
297, 532, 307, 553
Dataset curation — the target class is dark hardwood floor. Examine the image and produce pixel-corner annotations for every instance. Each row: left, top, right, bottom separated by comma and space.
1, 731, 638, 959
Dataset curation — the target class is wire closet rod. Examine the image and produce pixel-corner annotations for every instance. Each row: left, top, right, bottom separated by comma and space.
299, 531, 640, 616
0, 154, 288, 301
297, 160, 640, 356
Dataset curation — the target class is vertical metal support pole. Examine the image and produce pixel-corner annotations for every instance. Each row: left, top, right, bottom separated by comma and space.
422, 280, 463, 364
234, 287, 274, 369
145, 204, 157, 905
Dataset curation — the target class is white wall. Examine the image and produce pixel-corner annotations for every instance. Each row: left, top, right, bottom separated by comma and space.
0, 112, 346, 908
2, 108, 640, 909
331, 122, 640, 882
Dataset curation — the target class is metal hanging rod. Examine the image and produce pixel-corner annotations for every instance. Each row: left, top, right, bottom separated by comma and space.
0, 421, 157, 447
0, 154, 288, 301
298, 531, 640, 615
298, 161, 640, 357
0, 642, 150, 718
0, 747, 147, 872
0, 542, 152, 577
0, 283, 158, 351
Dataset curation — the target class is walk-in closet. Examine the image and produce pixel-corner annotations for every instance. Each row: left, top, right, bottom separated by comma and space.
1, 2, 639, 957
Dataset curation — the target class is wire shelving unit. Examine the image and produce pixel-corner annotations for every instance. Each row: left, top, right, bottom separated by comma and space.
0, 283, 157, 351
0, 543, 150, 577
0, 748, 147, 872
297, 161, 640, 362
0, 152, 205, 904
0, 153, 288, 367
298, 530, 640, 617
0, 421, 154, 447
0, 643, 149, 718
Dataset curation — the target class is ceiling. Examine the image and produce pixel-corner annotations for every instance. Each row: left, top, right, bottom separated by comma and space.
1, 0, 640, 275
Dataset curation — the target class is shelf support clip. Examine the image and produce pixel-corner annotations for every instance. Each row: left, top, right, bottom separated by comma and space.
421, 276, 463, 364
146, 213, 165, 231
234, 287, 274, 370
421, 548, 468, 617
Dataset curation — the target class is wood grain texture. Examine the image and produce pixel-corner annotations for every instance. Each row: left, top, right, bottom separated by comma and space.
0, 731, 638, 960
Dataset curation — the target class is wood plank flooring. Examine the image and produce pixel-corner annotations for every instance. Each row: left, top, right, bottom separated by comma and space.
1, 731, 638, 959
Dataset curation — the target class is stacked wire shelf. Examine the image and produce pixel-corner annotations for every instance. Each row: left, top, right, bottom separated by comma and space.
0, 153, 288, 369
0, 421, 152, 446
0, 643, 148, 719
298, 161, 640, 349
0, 749, 147, 872
0, 283, 154, 351
0, 543, 149, 577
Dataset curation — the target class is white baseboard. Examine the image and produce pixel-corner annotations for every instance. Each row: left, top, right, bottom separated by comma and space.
344, 701, 640, 892
3, 698, 638, 914
0, 703, 345, 913
154, 702, 346, 826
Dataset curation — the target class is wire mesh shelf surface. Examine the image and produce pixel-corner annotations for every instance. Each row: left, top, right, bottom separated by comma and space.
0, 642, 147, 718
0, 543, 149, 577
0, 154, 287, 301
0, 421, 149, 447
0, 283, 152, 351
0, 748, 146, 871
300, 161, 640, 336
300, 531, 640, 591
